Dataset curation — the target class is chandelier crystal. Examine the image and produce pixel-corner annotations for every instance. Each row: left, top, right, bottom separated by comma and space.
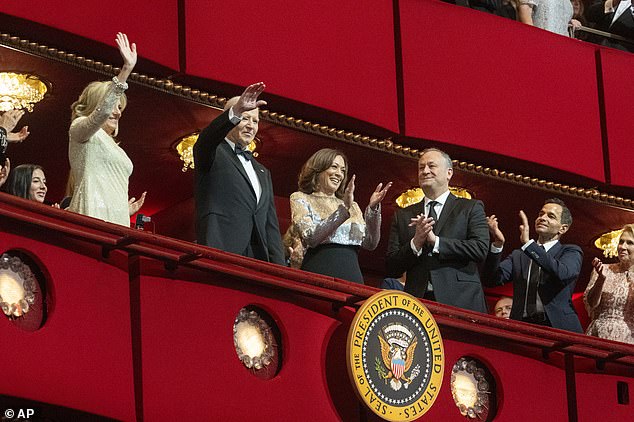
0, 72, 49, 112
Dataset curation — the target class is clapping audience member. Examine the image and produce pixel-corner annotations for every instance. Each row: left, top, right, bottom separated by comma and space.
290, 148, 392, 283
517, 0, 577, 36
483, 200, 583, 332
68, 32, 146, 226
386, 148, 489, 312
494, 296, 513, 318
3, 164, 56, 206
584, 224, 634, 344
0, 109, 30, 145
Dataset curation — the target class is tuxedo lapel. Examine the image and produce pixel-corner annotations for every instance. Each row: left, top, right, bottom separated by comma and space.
221, 142, 257, 201
253, 160, 269, 210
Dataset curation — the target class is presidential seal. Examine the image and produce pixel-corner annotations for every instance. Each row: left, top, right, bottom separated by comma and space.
347, 290, 444, 421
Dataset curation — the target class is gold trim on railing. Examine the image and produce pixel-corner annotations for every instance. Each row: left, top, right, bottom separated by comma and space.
2, 32, 633, 210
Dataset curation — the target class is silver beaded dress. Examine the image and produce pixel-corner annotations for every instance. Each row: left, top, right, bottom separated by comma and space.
68, 79, 133, 227
519, 0, 573, 36
584, 265, 634, 344
290, 191, 381, 283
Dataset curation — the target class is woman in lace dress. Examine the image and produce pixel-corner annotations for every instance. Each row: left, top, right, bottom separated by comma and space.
290, 149, 392, 283
584, 224, 634, 344
517, 0, 576, 36
68, 32, 145, 226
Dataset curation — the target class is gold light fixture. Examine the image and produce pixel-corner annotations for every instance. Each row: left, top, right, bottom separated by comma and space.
0, 72, 49, 112
594, 229, 624, 258
450, 357, 495, 419
233, 307, 275, 370
395, 187, 473, 208
0, 253, 37, 318
175, 132, 260, 172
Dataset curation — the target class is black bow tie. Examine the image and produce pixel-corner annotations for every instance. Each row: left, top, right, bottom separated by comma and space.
234, 145, 253, 161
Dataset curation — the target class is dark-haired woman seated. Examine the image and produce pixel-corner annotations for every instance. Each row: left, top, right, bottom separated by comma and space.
290, 148, 391, 283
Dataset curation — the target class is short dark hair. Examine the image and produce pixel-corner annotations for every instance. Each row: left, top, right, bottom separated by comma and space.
297, 148, 348, 199
544, 198, 572, 226
4, 164, 43, 200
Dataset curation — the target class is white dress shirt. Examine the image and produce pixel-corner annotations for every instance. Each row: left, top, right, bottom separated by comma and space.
226, 108, 262, 203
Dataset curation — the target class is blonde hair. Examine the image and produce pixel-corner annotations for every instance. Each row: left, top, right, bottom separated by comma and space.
71, 80, 127, 121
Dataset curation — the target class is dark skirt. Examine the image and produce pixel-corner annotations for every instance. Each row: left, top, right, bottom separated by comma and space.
301, 244, 363, 284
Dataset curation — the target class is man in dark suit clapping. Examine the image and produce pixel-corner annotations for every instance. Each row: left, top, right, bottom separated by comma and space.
386, 148, 490, 313
194, 82, 285, 265
483, 199, 583, 332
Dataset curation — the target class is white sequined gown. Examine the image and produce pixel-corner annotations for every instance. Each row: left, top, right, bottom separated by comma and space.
68, 80, 133, 227
519, 0, 573, 36
584, 266, 634, 345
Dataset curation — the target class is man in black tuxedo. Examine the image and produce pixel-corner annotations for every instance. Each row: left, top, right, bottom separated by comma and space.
588, 0, 634, 52
193, 82, 285, 265
386, 148, 489, 313
483, 199, 583, 332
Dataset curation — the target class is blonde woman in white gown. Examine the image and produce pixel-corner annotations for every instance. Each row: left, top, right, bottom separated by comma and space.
68, 32, 145, 226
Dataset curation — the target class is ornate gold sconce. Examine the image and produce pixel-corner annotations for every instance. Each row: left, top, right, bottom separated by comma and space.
594, 229, 624, 258
175, 132, 260, 172
395, 187, 473, 208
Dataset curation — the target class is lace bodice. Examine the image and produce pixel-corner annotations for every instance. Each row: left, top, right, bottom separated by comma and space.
289, 191, 381, 250
584, 265, 634, 344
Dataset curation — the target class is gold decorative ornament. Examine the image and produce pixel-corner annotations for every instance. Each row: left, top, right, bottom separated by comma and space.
233, 307, 275, 370
594, 229, 624, 258
0, 72, 48, 112
347, 290, 444, 421
2, 31, 633, 210
450, 357, 493, 419
395, 187, 473, 209
0, 253, 37, 317
175, 132, 259, 172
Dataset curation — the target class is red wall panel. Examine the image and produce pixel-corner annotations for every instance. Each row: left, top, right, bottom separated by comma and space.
599, 48, 634, 188
0, 1, 179, 69
0, 234, 136, 421
576, 368, 634, 420
140, 272, 348, 421
399, 1, 604, 181
185, 0, 399, 132
421, 333, 570, 421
